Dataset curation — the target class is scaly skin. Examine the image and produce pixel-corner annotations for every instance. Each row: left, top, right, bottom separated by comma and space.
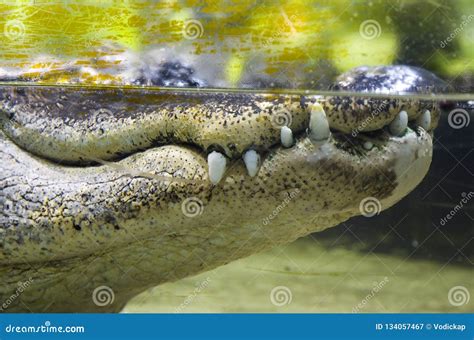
0, 65, 444, 312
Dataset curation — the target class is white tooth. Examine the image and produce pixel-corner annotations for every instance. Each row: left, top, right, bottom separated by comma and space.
243, 150, 260, 177
280, 126, 294, 147
363, 141, 373, 150
309, 103, 330, 141
389, 110, 408, 136
416, 110, 431, 130
207, 151, 227, 184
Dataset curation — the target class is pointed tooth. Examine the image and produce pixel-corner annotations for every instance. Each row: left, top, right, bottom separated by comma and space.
309, 103, 330, 141
389, 110, 408, 136
363, 141, 373, 150
280, 126, 294, 147
243, 150, 260, 177
416, 110, 431, 130
207, 151, 226, 184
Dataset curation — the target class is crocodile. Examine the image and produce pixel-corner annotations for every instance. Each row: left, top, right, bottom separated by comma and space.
0, 62, 446, 312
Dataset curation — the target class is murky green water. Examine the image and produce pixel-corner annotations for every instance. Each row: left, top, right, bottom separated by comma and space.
0, 0, 472, 315
125, 239, 473, 313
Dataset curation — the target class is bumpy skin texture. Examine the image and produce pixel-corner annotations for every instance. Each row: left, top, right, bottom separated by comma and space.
323, 65, 447, 133
0, 65, 443, 312
0, 66, 445, 164
0, 88, 306, 162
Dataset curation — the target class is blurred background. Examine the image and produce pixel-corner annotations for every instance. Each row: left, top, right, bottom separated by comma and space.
0, 0, 472, 312
0, 0, 473, 90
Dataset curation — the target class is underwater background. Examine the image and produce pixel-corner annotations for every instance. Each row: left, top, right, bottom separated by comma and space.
0, 0, 472, 312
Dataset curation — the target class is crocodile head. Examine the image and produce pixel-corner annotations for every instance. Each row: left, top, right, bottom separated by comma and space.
0, 63, 445, 312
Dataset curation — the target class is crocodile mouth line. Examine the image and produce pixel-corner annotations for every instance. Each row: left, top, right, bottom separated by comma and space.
3, 92, 431, 184
0, 85, 436, 186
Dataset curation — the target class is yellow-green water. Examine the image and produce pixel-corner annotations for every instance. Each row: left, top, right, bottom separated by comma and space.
124, 239, 473, 313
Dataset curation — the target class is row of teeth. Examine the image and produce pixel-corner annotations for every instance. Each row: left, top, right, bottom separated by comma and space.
207, 103, 432, 184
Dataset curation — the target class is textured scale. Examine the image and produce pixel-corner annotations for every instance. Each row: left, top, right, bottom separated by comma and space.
0, 61, 444, 312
